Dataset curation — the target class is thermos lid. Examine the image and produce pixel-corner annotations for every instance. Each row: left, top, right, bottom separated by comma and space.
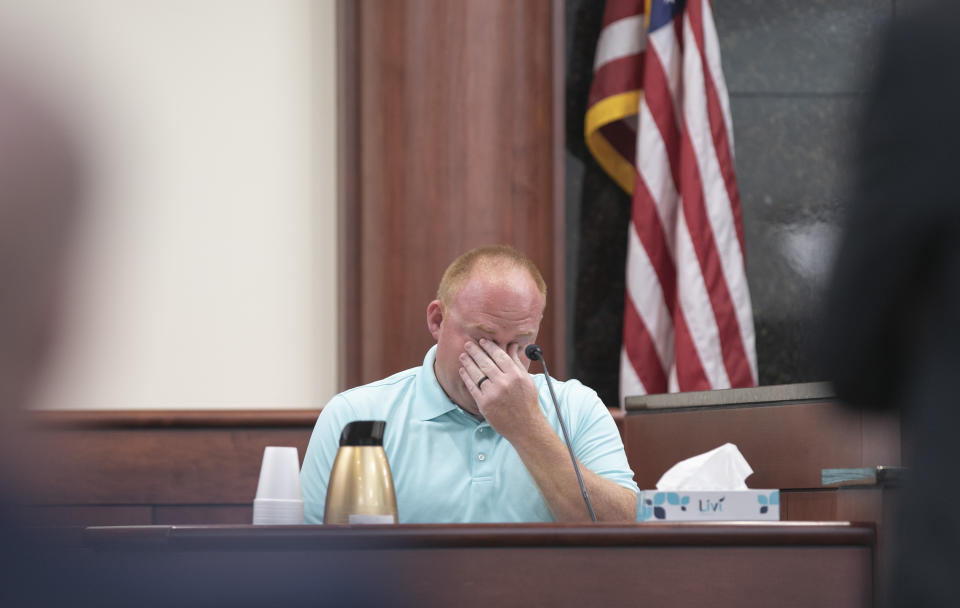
339, 420, 386, 446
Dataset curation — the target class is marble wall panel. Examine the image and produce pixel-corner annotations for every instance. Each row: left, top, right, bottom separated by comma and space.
715, 0, 892, 95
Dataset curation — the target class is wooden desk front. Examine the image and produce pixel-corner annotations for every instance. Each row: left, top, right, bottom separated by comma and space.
83, 522, 874, 608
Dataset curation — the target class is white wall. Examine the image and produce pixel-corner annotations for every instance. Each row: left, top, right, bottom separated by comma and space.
0, 0, 339, 409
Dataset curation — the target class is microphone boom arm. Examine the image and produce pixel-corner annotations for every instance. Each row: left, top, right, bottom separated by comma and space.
525, 344, 598, 522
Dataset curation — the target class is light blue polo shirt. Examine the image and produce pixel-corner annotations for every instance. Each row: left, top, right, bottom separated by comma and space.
301, 346, 638, 523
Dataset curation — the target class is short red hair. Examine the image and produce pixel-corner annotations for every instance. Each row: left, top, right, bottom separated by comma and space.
436, 245, 547, 308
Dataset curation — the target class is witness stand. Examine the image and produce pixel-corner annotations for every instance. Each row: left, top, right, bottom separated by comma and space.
82, 522, 873, 608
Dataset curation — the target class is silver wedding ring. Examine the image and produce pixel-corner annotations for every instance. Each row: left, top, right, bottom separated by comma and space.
477, 376, 489, 389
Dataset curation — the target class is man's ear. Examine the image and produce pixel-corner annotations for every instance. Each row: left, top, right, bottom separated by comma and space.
426, 300, 444, 340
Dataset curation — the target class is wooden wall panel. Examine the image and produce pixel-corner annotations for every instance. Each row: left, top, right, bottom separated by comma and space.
24, 411, 319, 521
624, 390, 900, 599
781, 490, 840, 521
154, 505, 254, 525
342, 0, 565, 387
23, 395, 901, 535
84, 524, 875, 608
625, 401, 901, 490
30, 428, 311, 504
23, 506, 153, 527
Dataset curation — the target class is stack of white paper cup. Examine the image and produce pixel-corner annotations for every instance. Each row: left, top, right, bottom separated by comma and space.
252, 446, 304, 525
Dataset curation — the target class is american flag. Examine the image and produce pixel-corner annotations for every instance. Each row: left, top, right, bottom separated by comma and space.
585, 0, 757, 402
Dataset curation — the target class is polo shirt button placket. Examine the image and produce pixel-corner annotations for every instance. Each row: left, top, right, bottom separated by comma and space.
473, 425, 493, 477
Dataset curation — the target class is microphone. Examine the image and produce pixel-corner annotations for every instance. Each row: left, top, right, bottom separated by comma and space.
524, 344, 598, 522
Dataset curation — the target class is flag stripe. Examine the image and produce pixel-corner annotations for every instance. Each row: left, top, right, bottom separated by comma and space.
635, 45, 682, 193
594, 15, 647, 70
679, 9, 755, 386
678, 112, 751, 387
687, 0, 747, 256
698, 9, 758, 379
623, 294, 668, 393
633, 92, 714, 392
588, 55, 644, 107
690, 4, 756, 381
696, 1, 734, 154
619, 345, 646, 398
631, 173, 676, 313
635, 83, 678, 256
585, 0, 757, 402
626, 218, 673, 370
602, 0, 647, 29
674, 210, 731, 388
672, 301, 711, 390
700, 1, 736, 152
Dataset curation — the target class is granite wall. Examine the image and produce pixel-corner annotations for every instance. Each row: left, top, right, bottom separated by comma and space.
565, 1, 902, 404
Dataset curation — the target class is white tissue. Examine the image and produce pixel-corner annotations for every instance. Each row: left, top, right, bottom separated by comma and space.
655, 443, 754, 491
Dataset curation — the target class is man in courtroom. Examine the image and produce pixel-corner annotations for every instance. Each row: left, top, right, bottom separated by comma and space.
301, 245, 638, 523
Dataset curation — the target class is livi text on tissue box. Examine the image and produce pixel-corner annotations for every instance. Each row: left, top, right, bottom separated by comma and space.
638, 489, 779, 521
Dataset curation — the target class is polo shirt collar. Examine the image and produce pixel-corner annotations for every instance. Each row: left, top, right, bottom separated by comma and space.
414, 345, 462, 421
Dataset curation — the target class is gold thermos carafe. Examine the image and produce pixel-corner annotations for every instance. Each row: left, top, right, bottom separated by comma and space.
324, 420, 398, 524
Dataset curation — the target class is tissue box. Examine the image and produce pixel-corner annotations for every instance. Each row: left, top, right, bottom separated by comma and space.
638, 490, 779, 521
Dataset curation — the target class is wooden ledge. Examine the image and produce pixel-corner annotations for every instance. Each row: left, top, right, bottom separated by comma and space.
24, 409, 323, 429
83, 522, 876, 551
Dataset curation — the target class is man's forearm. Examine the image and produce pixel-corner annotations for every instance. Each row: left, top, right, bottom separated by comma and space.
509, 418, 636, 522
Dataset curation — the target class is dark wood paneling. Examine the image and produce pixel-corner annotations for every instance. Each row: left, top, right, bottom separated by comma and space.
623, 392, 897, 606
154, 505, 254, 525
23, 505, 153, 527
784, 487, 894, 561
608, 406, 624, 438
836, 486, 899, 602
781, 489, 840, 521
86, 522, 874, 549
30, 428, 311, 504
625, 401, 901, 489
83, 523, 874, 608
20, 408, 617, 527
25, 411, 319, 512
23, 398, 899, 541
550, 0, 565, 375
338, 0, 362, 391
27, 409, 321, 429
344, 0, 565, 387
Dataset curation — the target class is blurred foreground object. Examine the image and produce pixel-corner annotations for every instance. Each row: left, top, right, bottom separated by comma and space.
820, 2, 960, 606
0, 64, 83, 482
0, 66, 377, 607
0, 63, 88, 606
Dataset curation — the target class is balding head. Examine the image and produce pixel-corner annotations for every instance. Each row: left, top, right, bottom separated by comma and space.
436, 245, 547, 311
